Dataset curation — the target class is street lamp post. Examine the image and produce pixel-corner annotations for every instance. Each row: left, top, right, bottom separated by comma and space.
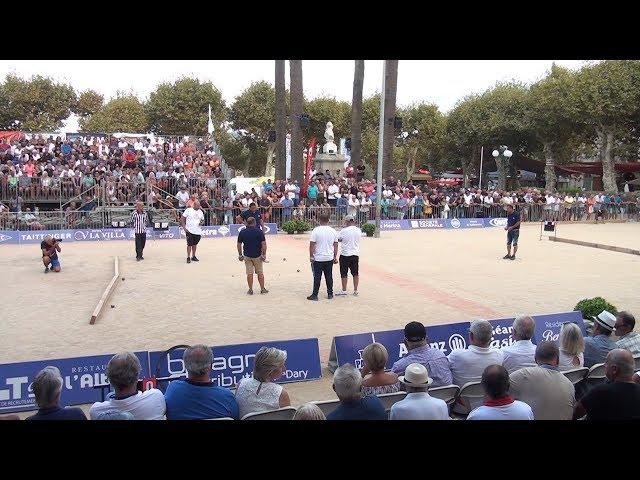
492, 146, 512, 190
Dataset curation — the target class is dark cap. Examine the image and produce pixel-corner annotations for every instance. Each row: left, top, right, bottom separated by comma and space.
404, 321, 426, 342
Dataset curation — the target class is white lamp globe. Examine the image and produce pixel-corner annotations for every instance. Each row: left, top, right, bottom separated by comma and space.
504, 149, 513, 158
492, 150, 499, 157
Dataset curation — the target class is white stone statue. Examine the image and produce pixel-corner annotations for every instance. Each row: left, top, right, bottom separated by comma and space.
322, 121, 338, 154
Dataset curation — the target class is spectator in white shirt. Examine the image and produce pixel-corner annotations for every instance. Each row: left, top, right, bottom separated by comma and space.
501, 315, 537, 374
448, 319, 503, 413
390, 363, 449, 420
467, 365, 534, 420
89, 352, 166, 420
176, 186, 190, 210
558, 322, 585, 370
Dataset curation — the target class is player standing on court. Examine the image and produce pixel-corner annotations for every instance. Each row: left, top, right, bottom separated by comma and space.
307, 213, 338, 301
181, 199, 204, 264
504, 204, 521, 260
335, 215, 361, 296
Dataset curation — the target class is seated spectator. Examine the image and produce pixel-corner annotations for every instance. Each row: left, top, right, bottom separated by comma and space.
584, 310, 617, 367
509, 341, 575, 420
467, 365, 534, 420
501, 315, 537, 373
235, 347, 290, 418
574, 349, 640, 420
95, 410, 135, 420
293, 403, 326, 421
165, 344, 239, 420
326, 363, 386, 420
390, 363, 449, 420
360, 343, 400, 396
89, 352, 166, 420
26, 366, 86, 420
558, 322, 585, 370
391, 321, 453, 387
614, 311, 640, 355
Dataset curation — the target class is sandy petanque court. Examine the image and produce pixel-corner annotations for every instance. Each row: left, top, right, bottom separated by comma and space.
1, 221, 639, 412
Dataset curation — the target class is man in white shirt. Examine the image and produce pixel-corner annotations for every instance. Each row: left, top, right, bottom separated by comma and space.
327, 181, 340, 207
176, 186, 190, 210
308, 213, 338, 301
467, 365, 534, 420
501, 315, 537, 374
448, 319, 504, 413
336, 215, 361, 297
390, 363, 449, 420
89, 352, 166, 420
181, 199, 205, 264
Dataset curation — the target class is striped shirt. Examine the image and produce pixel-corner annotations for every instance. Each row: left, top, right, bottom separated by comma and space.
131, 211, 149, 234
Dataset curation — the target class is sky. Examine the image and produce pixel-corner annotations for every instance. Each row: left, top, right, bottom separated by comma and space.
0, 60, 590, 132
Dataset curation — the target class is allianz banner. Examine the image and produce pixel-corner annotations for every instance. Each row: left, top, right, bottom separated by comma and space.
329, 311, 585, 371
148, 338, 322, 390
0, 352, 149, 414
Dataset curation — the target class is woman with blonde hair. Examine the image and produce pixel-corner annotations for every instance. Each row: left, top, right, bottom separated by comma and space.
558, 322, 585, 370
360, 342, 400, 396
235, 347, 291, 418
292, 403, 326, 420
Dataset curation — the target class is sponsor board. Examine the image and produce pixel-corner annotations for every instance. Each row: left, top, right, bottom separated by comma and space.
0, 352, 149, 413
330, 311, 585, 370
373, 218, 508, 232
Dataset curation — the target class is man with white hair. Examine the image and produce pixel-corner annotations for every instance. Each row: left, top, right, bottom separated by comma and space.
165, 345, 239, 420
389, 363, 449, 420
89, 352, 166, 420
583, 310, 617, 367
326, 363, 386, 420
501, 315, 537, 373
26, 366, 86, 420
574, 349, 640, 420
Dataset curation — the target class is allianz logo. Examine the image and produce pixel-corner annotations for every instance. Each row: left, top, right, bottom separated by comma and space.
448, 334, 467, 351
450, 218, 461, 229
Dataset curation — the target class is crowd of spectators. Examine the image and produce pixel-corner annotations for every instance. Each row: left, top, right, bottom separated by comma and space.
2, 307, 638, 421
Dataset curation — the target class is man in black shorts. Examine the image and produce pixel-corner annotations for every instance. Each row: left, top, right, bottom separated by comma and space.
41, 235, 62, 273
335, 215, 361, 296
504, 204, 521, 261
181, 199, 204, 264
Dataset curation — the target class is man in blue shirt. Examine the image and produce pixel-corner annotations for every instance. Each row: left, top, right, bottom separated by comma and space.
26, 366, 86, 420
326, 363, 386, 420
164, 344, 239, 420
280, 195, 294, 222
504, 204, 521, 260
584, 310, 618, 368
237, 202, 263, 230
237, 217, 268, 295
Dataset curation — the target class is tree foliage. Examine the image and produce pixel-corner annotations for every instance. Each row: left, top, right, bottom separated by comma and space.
304, 96, 351, 140
146, 77, 225, 135
82, 95, 148, 132
75, 90, 105, 130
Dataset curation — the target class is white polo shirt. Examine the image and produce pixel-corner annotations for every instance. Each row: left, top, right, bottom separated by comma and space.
310, 225, 338, 261
182, 207, 204, 235
176, 190, 189, 207
389, 392, 449, 420
89, 388, 166, 420
328, 184, 339, 199
338, 226, 361, 257
447, 345, 504, 388
501, 339, 537, 374
467, 400, 534, 420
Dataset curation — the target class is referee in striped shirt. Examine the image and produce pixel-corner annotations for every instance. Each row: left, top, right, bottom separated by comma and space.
131, 201, 149, 261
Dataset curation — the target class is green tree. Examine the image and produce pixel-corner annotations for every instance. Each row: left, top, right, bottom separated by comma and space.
146, 77, 225, 135
75, 90, 105, 130
83, 95, 148, 132
304, 96, 351, 140
0, 74, 76, 131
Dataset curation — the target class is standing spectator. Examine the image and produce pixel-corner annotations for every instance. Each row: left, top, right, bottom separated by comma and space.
359, 343, 400, 396
326, 363, 386, 420
448, 320, 503, 411
467, 365, 534, 420
558, 322, 585, 370
237, 217, 268, 295
26, 367, 86, 420
501, 315, 537, 374
327, 180, 339, 207
390, 363, 449, 420
307, 213, 338, 301
235, 347, 290, 418
614, 311, 640, 355
336, 215, 361, 296
509, 341, 576, 420
89, 352, 166, 420
293, 403, 326, 420
583, 310, 617, 367
176, 186, 189, 211
280, 194, 294, 223
574, 349, 640, 420
391, 321, 453, 387
164, 345, 239, 420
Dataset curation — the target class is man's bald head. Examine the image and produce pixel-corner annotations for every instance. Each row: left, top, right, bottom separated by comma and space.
535, 341, 559, 366
606, 348, 635, 381
246, 217, 256, 226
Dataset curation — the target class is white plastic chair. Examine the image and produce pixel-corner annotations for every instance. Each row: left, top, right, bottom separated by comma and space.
428, 384, 461, 405
311, 399, 341, 417
585, 363, 606, 383
377, 391, 407, 411
456, 381, 484, 415
241, 406, 297, 420
633, 354, 640, 371
562, 367, 589, 385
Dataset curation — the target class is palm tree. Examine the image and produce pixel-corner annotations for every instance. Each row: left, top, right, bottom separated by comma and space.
382, 60, 399, 180
351, 60, 365, 167
289, 60, 304, 182
275, 60, 287, 180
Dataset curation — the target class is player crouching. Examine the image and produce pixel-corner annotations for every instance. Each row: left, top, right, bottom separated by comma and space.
41, 235, 62, 273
